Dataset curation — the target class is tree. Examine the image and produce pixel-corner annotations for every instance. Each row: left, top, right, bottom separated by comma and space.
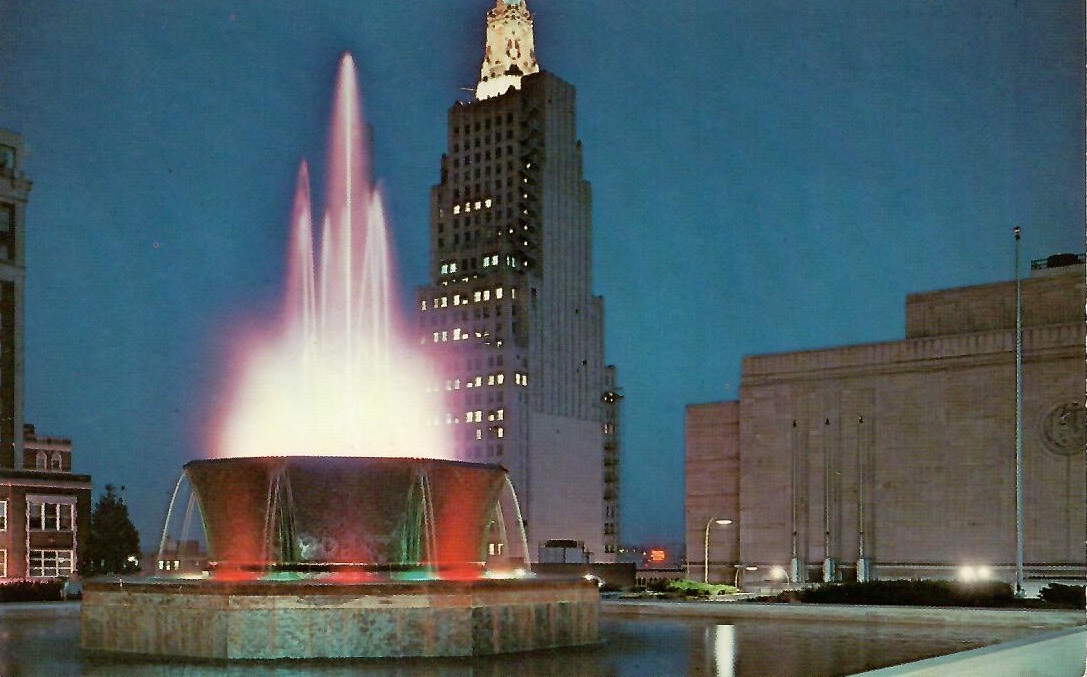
82, 484, 141, 576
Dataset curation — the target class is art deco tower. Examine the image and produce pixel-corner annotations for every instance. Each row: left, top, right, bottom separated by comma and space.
417, 0, 620, 561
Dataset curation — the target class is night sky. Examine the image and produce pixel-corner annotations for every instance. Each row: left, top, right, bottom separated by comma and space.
0, 1, 1082, 552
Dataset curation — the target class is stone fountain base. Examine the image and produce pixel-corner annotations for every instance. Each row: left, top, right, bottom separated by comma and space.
80, 576, 599, 660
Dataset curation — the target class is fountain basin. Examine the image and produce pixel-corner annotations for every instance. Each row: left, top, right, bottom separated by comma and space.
81, 456, 598, 659
80, 576, 599, 659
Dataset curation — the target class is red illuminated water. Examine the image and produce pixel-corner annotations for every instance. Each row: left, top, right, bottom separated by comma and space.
211, 54, 452, 459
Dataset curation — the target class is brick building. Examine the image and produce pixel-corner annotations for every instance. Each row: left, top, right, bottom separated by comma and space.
0, 130, 91, 579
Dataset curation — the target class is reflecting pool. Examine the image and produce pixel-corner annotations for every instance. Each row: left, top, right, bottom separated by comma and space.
0, 603, 1050, 677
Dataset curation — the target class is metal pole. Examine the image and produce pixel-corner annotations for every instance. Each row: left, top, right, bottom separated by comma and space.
790, 420, 801, 584
857, 414, 868, 582
823, 418, 834, 582
704, 518, 713, 584
1014, 226, 1024, 597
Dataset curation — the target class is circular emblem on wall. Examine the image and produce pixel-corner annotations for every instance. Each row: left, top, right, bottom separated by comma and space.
1039, 402, 1086, 457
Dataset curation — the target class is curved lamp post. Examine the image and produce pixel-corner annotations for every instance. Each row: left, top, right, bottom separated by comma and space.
703, 518, 733, 584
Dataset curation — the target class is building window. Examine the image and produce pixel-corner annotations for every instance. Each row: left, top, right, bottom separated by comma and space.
27, 501, 74, 531
51, 453, 63, 470
29, 549, 73, 578
0, 549, 5, 577
0, 501, 5, 530
35, 451, 46, 470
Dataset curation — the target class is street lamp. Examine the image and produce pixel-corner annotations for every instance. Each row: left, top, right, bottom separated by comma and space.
703, 518, 733, 584
734, 565, 758, 589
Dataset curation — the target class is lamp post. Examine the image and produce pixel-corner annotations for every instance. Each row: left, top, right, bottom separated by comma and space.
703, 518, 733, 584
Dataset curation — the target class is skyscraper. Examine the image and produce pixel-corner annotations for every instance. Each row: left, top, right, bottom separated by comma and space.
417, 0, 618, 561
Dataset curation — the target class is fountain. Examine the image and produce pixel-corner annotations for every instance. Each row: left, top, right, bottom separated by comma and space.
79, 54, 599, 660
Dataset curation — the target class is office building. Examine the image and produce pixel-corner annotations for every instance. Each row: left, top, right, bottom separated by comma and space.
417, 0, 619, 560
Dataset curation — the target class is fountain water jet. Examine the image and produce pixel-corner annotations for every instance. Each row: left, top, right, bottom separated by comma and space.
79, 53, 599, 660
213, 53, 451, 461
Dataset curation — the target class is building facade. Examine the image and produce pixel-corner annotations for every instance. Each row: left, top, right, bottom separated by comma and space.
0, 131, 91, 579
687, 256, 1085, 588
416, 0, 618, 561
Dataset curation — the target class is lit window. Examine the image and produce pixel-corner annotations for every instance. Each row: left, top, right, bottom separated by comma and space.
440, 264, 449, 274
474, 376, 482, 387
440, 297, 448, 308
453, 205, 461, 215
474, 201, 482, 210
421, 300, 428, 311
432, 332, 439, 343
496, 409, 504, 421
474, 291, 482, 303
483, 290, 491, 301
454, 379, 461, 390
488, 375, 495, 386
496, 427, 504, 438
28, 549, 73, 578
450, 262, 457, 273
484, 198, 493, 208
441, 331, 448, 342
475, 429, 482, 440
496, 287, 504, 299
453, 328, 462, 341
496, 373, 505, 385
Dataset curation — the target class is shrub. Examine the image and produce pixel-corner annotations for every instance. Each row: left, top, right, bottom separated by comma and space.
0, 579, 65, 603
1039, 583, 1086, 608
777, 579, 1015, 607
667, 579, 738, 597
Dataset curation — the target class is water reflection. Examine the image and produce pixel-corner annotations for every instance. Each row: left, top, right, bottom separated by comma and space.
706, 625, 736, 677
1, 604, 1051, 677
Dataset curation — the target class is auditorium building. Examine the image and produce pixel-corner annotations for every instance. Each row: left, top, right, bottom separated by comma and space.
686, 254, 1084, 590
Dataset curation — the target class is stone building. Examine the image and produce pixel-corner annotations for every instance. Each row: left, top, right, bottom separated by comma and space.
687, 255, 1085, 588
0, 130, 91, 579
416, 0, 619, 561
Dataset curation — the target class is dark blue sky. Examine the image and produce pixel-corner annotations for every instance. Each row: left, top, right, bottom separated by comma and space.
0, 1, 1082, 550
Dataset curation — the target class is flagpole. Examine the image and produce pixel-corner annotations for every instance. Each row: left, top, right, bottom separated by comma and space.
1013, 225, 1024, 597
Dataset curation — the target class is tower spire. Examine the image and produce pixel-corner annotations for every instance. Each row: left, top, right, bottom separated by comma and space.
475, 0, 540, 100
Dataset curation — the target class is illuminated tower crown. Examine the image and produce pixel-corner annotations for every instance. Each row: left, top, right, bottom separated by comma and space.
475, 0, 540, 100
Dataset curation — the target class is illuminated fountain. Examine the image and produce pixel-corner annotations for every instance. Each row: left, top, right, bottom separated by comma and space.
79, 54, 599, 660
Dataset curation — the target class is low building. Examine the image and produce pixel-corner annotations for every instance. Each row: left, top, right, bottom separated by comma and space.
0, 425, 92, 578
687, 255, 1085, 589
